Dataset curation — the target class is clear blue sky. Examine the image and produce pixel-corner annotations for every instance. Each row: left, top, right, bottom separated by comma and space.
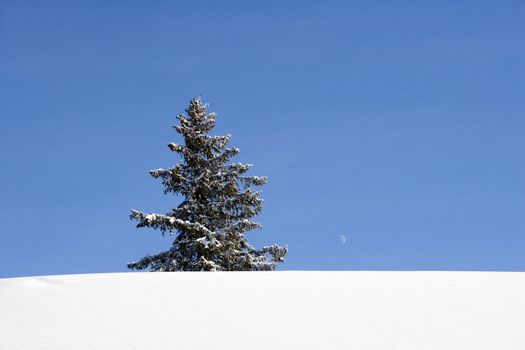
1, 0, 524, 277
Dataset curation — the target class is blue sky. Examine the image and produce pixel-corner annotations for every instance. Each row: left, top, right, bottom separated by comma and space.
1, 0, 524, 277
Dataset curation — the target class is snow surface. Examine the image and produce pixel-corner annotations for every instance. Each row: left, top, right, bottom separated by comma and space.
1, 271, 524, 349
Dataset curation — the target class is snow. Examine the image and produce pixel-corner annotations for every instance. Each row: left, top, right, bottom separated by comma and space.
1, 271, 524, 349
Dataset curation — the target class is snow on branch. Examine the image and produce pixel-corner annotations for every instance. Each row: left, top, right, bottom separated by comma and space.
130, 209, 213, 237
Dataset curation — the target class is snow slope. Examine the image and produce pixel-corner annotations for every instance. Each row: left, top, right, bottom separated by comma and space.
1, 271, 524, 349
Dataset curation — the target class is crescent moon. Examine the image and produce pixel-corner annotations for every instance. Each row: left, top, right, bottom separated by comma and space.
340, 234, 346, 244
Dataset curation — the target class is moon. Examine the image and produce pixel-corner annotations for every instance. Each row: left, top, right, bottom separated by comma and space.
340, 234, 346, 245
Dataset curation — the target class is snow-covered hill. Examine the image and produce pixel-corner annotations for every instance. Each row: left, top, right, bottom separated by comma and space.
1, 271, 524, 349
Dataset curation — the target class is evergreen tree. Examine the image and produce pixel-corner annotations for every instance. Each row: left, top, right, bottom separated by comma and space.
128, 97, 287, 271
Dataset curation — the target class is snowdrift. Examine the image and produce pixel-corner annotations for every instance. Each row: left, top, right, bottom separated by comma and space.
1, 271, 524, 349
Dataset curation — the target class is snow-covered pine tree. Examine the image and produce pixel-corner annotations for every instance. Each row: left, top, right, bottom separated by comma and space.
128, 97, 287, 271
